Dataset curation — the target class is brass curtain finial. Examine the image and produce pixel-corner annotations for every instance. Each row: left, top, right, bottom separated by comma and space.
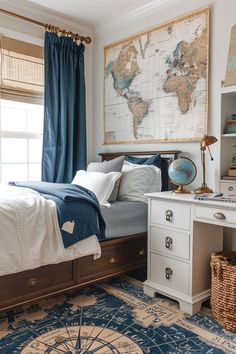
0, 8, 92, 44
45, 24, 91, 44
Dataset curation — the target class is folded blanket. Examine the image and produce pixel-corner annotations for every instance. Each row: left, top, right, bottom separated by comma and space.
10, 181, 106, 248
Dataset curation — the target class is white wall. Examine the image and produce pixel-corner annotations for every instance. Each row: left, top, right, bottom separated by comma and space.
0, 0, 94, 162
1, 0, 236, 189
93, 0, 236, 191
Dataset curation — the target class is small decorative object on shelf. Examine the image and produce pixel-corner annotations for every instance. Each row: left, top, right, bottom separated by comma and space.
224, 114, 236, 134
231, 145, 236, 167
168, 157, 196, 194
195, 135, 218, 194
224, 145, 236, 177
228, 168, 236, 177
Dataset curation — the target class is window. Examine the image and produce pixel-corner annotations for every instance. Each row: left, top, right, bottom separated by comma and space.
0, 36, 44, 184
0, 99, 43, 183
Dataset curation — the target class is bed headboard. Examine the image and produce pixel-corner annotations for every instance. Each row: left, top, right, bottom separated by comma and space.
99, 150, 181, 191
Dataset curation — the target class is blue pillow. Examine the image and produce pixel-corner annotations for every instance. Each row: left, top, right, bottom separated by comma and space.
125, 154, 162, 169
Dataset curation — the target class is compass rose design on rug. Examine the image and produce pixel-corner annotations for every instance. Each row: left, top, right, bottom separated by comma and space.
21, 325, 143, 353
0, 276, 236, 353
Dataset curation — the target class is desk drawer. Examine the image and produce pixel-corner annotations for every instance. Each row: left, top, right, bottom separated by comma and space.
150, 199, 190, 230
150, 253, 189, 295
221, 181, 236, 195
150, 226, 190, 260
195, 206, 236, 226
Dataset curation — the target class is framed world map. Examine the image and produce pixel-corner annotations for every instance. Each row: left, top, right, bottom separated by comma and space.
104, 7, 209, 144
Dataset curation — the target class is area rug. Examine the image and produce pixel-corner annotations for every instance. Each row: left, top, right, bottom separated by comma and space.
0, 276, 236, 353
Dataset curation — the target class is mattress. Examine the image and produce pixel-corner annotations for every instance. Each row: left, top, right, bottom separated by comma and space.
101, 201, 148, 239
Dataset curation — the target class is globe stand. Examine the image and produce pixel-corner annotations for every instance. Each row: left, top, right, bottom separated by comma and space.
172, 185, 191, 194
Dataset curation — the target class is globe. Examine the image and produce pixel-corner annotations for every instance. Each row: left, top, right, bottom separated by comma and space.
168, 157, 196, 193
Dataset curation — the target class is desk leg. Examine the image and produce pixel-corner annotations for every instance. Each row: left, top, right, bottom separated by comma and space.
143, 283, 203, 314
179, 299, 202, 315
143, 283, 156, 297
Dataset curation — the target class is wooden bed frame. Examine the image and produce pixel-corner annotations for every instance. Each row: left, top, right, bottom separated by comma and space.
0, 150, 181, 312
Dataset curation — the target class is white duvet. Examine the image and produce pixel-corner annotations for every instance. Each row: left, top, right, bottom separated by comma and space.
0, 185, 101, 276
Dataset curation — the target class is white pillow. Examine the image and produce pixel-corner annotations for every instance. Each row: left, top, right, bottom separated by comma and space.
87, 156, 124, 202
118, 161, 162, 203
72, 170, 122, 207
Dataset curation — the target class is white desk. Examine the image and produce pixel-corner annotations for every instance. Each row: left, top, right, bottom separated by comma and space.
143, 192, 236, 314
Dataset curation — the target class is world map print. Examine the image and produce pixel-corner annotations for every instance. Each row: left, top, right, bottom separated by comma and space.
104, 8, 209, 144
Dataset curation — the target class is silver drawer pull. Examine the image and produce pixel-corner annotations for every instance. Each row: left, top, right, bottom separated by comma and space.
165, 209, 173, 221
109, 257, 116, 264
228, 186, 233, 191
214, 212, 226, 220
139, 249, 145, 256
165, 237, 173, 249
165, 267, 173, 279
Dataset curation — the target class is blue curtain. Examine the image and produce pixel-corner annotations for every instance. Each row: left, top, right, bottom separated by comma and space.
42, 31, 87, 183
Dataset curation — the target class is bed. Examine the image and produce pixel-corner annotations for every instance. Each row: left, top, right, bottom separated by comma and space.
0, 150, 180, 311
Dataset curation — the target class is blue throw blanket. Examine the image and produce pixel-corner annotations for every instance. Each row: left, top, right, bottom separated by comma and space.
9, 182, 106, 248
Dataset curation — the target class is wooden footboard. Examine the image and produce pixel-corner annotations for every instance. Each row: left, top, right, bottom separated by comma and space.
0, 233, 147, 312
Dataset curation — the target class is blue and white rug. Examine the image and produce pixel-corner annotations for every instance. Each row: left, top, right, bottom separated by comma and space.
0, 276, 235, 353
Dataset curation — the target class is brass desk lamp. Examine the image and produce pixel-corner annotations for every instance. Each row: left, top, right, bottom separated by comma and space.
194, 135, 217, 194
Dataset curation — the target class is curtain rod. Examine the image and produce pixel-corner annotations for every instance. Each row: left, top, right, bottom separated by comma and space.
0, 8, 92, 44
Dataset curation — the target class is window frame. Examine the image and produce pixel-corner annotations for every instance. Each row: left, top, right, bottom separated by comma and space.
0, 99, 44, 183
0, 35, 44, 183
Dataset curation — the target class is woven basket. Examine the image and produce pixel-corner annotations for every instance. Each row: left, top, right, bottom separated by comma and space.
211, 251, 236, 332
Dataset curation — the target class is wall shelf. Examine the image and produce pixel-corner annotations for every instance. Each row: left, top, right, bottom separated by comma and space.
221, 85, 236, 95
219, 85, 236, 193
222, 133, 236, 138
221, 179, 236, 182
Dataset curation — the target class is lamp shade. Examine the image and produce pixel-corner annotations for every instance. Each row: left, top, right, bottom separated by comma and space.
200, 135, 217, 149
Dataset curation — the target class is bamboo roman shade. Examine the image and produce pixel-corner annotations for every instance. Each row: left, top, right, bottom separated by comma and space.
0, 36, 44, 103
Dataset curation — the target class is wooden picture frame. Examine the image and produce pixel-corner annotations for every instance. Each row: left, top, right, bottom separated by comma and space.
104, 7, 209, 144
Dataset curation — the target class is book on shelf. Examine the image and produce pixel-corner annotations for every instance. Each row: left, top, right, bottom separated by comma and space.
227, 120, 236, 125
228, 168, 236, 177
222, 175, 236, 180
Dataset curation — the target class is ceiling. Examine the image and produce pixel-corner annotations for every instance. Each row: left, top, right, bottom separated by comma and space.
28, 0, 173, 27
